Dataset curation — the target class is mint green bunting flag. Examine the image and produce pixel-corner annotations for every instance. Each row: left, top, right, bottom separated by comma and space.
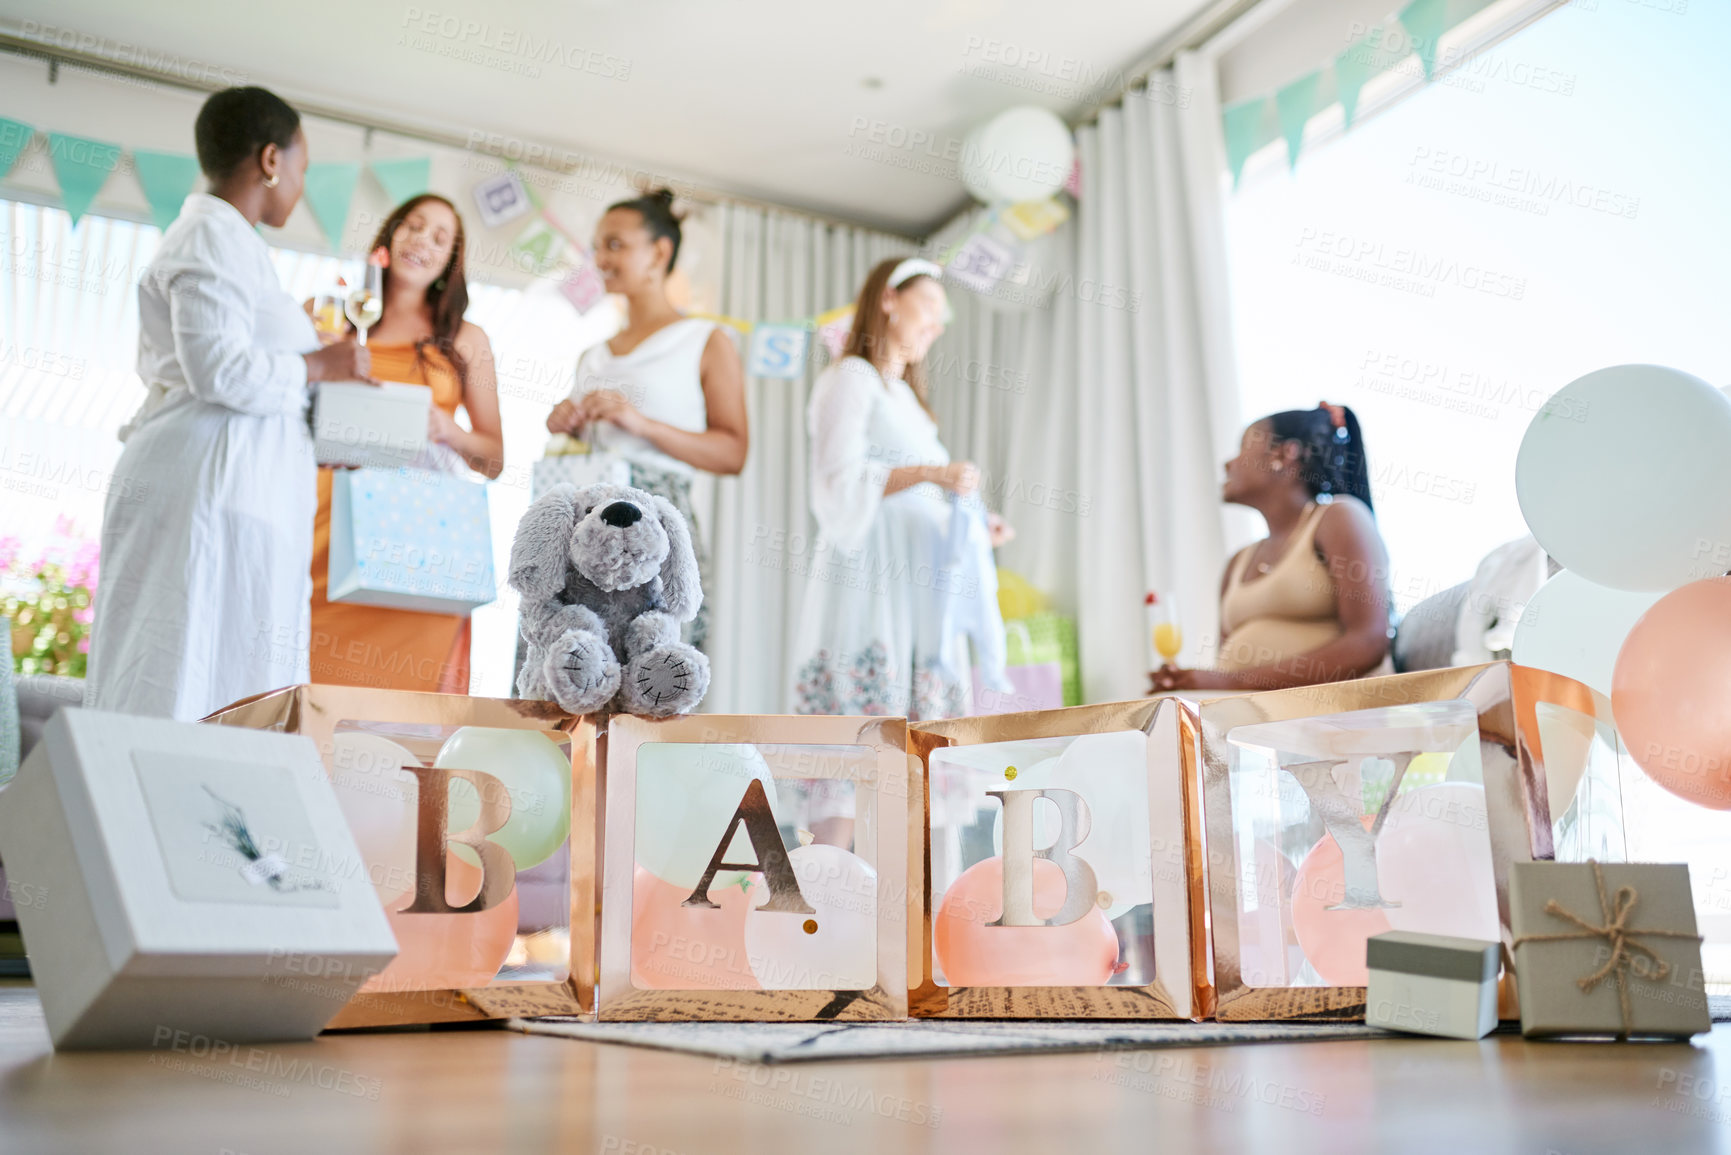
303, 161, 360, 250
1275, 71, 1324, 171
1400, 0, 1451, 81
1334, 29, 1385, 129
46, 133, 122, 226
370, 157, 431, 206
1222, 96, 1275, 188
0, 118, 32, 181
131, 150, 201, 232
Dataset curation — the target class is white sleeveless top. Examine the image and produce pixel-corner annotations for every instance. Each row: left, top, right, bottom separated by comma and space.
568, 317, 715, 477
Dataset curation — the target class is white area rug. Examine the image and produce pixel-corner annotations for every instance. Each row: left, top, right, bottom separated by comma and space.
508, 1017, 1405, 1064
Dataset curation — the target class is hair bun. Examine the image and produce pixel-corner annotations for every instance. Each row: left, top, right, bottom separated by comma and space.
641, 186, 682, 217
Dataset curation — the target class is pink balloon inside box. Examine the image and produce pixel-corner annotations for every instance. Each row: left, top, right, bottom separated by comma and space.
908, 697, 1204, 1020
1197, 662, 1627, 1022
596, 713, 914, 1022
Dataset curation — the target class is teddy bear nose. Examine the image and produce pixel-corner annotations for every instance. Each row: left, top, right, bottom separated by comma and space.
600, 501, 642, 528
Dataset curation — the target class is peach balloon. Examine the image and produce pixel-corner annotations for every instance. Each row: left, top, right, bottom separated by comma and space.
1291, 825, 1391, 987
631, 867, 761, 990
1613, 578, 1731, 809
934, 856, 1118, 986
362, 851, 519, 992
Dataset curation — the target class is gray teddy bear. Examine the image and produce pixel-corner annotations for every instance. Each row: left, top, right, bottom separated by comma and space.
509, 481, 710, 717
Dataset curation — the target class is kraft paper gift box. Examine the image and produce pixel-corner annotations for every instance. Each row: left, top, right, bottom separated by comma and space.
1510, 861, 1709, 1039
204, 685, 596, 1027
1199, 661, 1627, 1022
1365, 931, 1500, 1039
907, 697, 1204, 1019
0, 709, 398, 1049
597, 714, 913, 1021
312, 381, 431, 468
328, 466, 497, 615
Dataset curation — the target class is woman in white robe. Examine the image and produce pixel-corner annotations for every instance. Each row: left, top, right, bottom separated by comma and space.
792, 258, 1011, 721
87, 87, 372, 721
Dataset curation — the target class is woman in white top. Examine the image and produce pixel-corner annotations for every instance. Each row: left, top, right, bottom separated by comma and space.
793, 257, 1011, 722
87, 87, 372, 720
545, 188, 746, 648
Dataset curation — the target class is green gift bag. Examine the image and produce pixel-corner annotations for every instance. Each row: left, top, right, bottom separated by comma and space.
1003, 612, 1081, 707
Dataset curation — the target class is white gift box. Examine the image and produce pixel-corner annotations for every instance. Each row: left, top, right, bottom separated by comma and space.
312, 380, 431, 468
1365, 931, 1500, 1040
0, 709, 397, 1049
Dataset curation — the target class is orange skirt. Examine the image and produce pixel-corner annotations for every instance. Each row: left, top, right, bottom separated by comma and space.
308, 468, 471, 693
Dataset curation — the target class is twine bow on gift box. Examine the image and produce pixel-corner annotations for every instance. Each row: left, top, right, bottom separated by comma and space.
1511, 860, 1703, 1040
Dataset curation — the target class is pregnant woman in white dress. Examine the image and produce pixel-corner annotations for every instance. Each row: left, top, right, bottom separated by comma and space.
793, 257, 1010, 721
87, 87, 372, 720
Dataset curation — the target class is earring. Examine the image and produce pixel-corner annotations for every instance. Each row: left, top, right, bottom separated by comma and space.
263, 173, 279, 189
1271, 462, 1284, 472
433, 276, 447, 291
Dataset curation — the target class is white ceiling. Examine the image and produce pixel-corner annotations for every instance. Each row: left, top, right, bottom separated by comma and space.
3, 0, 1210, 235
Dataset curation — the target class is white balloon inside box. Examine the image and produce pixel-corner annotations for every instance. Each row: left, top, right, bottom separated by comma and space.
633, 743, 781, 890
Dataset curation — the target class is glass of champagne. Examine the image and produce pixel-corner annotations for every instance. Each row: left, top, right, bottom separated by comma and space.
1147, 591, 1182, 668
344, 249, 387, 345
311, 286, 346, 343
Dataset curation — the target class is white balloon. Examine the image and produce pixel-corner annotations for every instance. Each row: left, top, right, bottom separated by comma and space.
326, 732, 419, 909
990, 732, 1152, 921
633, 744, 780, 890
959, 124, 994, 203
744, 844, 877, 990
1513, 570, 1665, 695
1516, 365, 1731, 591
960, 106, 1074, 205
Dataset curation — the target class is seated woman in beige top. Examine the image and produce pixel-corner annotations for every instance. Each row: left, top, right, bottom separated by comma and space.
1151, 403, 1392, 693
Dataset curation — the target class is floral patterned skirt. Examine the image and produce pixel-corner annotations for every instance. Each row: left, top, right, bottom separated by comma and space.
790, 488, 969, 723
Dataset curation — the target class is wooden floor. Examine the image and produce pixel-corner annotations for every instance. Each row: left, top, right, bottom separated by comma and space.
0, 982, 1725, 1154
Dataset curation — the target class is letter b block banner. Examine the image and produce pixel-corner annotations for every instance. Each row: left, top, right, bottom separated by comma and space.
908, 698, 1204, 1019
598, 714, 914, 1021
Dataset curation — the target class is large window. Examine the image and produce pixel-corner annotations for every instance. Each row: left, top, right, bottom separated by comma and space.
1226, 0, 1730, 611
1224, 0, 1731, 984
0, 198, 616, 696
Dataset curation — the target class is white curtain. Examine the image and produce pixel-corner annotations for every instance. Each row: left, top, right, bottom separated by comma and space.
928, 55, 1247, 704
694, 204, 908, 714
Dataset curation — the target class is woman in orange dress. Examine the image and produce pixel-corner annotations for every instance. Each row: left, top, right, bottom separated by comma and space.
307, 194, 504, 692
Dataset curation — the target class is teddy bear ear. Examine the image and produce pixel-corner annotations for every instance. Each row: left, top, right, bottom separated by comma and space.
649, 494, 702, 622
508, 485, 583, 600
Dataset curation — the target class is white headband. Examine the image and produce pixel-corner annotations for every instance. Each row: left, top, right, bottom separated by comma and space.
888, 257, 943, 288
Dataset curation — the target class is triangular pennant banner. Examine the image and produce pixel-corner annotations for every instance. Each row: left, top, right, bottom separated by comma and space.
1334, 29, 1385, 129
1222, 96, 1275, 188
1399, 0, 1450, 82
131, 150, 201, 232
370, 157, 431, 207
0, 118, 32, 181
303, 162, 360, 250
1274, 71, 1324, 171
46, 133, 122, 226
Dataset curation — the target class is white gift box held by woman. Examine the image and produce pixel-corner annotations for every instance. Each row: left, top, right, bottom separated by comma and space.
311, 380, 432, 468
0, 709, 398, 1050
